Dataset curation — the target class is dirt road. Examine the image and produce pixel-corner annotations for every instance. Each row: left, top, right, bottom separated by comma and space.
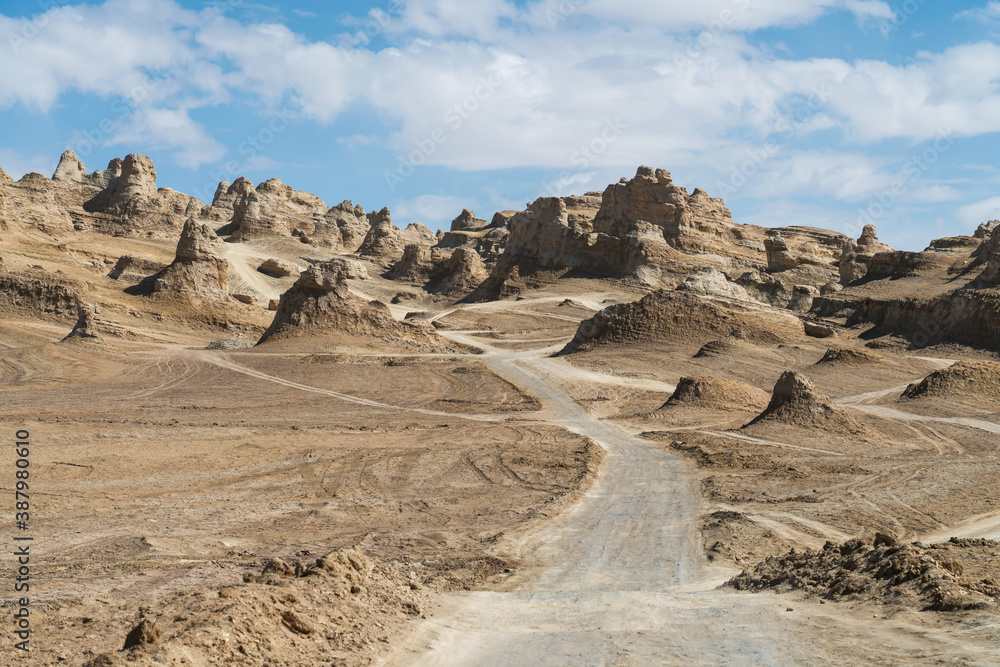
384, 334, 805, 664
382, 332, 1000, 665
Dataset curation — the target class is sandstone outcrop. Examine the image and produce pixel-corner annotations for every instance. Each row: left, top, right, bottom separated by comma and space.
229, 178, 329, 242
388, 244, 432, 281
79, 154, 202, 235
313, 200, 370, 251
675, 269, 749, 301
203, 177, 255, 222
64, 305, 100, 339
316, 257, 370, 281
975, 220, 999, 239
153, 219, 229, 295
450, 209, 489, 232
5, 172, 75, 234
52, 150, 88, 183
427, 248, 489, 295
813, 287, 1000, 352
258, 258, 300, 278
0, 270, 81, 317
259, 261, 436, 345
85, 153, 159, 213
472, 166, 846, 301
355, 211, 434, 261
968, 226, 1000, 288
435, 210, 511, 265
839, 225, 896, 284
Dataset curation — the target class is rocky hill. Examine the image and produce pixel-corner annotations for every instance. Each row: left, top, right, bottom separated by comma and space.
6, 150, 1000, 356
258, 261, 443, 349
468, 166, 849, 302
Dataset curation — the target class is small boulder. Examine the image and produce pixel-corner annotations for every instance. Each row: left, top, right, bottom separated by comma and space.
258, 258, 300, 278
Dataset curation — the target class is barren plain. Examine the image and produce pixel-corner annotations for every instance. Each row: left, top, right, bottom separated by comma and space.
1, 155, 999, 665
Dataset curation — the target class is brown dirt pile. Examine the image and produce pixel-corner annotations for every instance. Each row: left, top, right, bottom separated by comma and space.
745, 371, 870, 435
561, 290, 802, 353
816, 347, 886, 366
663, 376, 770, 412
69, 548, 431, 666
902, 360, 1000, 404
729, 536, 1000, 611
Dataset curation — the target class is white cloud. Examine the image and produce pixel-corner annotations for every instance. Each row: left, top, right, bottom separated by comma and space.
0, 0, 996, 213
956, 2, 1000, 21
108, 107, 227, 168
956, 196, 1000, 226
0, 148, 56, 180
734, 150, 896, 202
242, 155, 281, 172
393, 194, 471, 228
912, 185, 963, 203
393, 0, 516, 41
825, 43, 1000, 142
565, 0, 895, 33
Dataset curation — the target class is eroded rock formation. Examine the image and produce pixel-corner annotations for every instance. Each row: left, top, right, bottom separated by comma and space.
259, 261, 434, 345
153, 219, 229, 295
745, 371, 868, 434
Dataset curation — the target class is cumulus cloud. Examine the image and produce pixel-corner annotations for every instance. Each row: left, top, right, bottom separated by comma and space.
956, 196, 1000, 226
108, 107, 227, 169
567, 0, 896, 32
956, 2, 1000, 21
0, 0, 992, 212
0, 148, 57, 180
392, 193, 471, 227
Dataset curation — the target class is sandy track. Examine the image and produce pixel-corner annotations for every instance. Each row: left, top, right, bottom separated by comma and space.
384, 334, 1000, 665
194, 351, 502, 423
385, 334, 818, 665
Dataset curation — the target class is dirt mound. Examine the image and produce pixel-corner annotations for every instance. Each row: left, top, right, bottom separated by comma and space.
745, 371, 869, 434
663, 377, 770, 412
561, 290, 803, 354
694, 329, 764, 358
902, 360, 1000, 403
816, 347, 886, 366
72, 548, 430, 666
729, 536, 1000, 611
258, 261, 441, 347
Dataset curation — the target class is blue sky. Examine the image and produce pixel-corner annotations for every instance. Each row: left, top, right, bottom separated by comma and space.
4, 1, 1000, 249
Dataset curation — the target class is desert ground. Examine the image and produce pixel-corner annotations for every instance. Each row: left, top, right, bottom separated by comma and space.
1, 156, 999, 665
